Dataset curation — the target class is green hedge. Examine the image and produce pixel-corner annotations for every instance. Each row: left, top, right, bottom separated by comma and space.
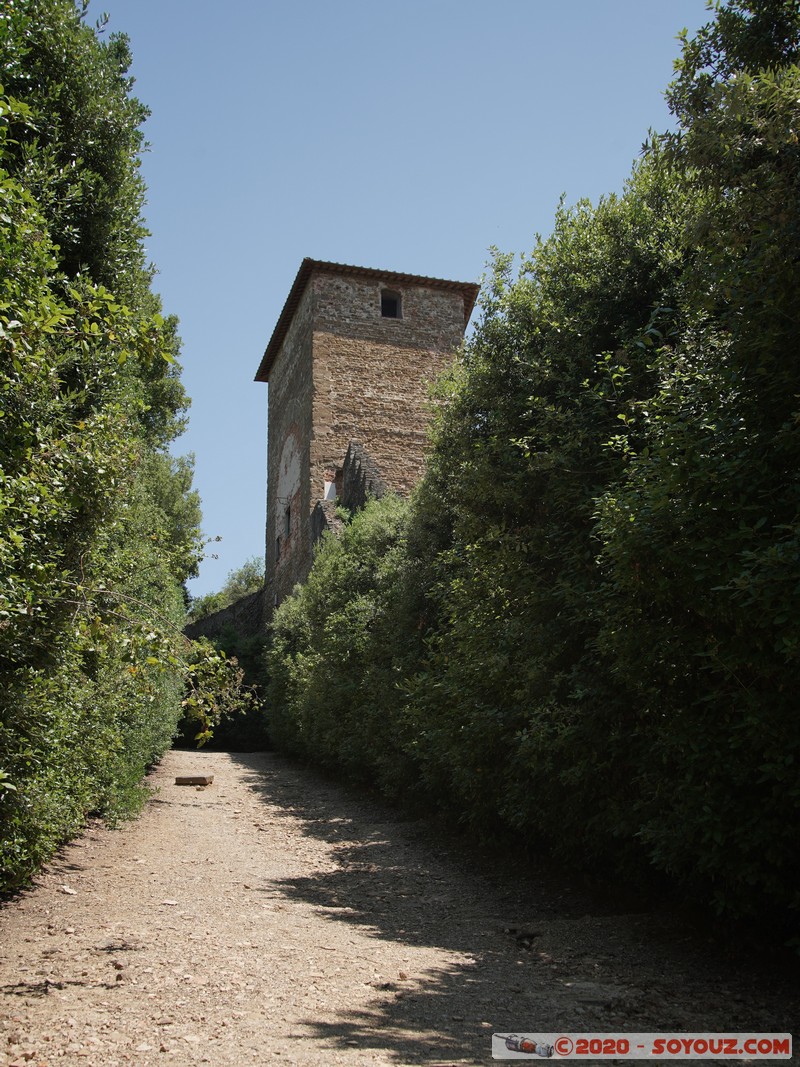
265, 0, 800, 941
0, 2, 247, 891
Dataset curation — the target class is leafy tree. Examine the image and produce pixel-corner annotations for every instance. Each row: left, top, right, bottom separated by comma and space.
391, 154, 695, 845
181, 556, 269, 750
265, 0, 800, 938
0, 2, 246, 891
593, 0, 800, 919
1, 0, 149, 289
142, 452, 203, 587
267, 496, 422, 794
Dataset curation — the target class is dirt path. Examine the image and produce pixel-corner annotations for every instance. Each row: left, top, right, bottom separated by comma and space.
0, 751, 795, 1066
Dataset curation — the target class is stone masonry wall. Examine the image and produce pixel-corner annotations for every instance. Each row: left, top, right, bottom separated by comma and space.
265, 283, 314, 608
184, 588, 264, 644
308, 274, 466, 505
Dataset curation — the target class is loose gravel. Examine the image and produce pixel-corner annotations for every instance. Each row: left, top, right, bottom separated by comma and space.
0, 750, 795, 1066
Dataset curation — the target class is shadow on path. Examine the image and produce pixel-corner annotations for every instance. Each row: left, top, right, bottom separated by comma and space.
225, 751, 794, 1065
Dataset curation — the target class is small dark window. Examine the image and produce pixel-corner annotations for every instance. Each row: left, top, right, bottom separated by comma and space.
284, 506, 291, 538
381, 289, 402, 319
275, 536, 281, 561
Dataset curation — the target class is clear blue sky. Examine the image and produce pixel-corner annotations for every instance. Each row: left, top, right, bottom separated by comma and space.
94, 0, 711, 598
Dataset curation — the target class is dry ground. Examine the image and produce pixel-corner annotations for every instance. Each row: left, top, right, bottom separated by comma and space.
0, 750, 796, 1066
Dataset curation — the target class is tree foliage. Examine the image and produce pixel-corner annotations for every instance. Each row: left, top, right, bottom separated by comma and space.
592, 0, 800, 918
180, 556, 268, 750
0, 0, 244, 891
268, 496, 422, 795
265, 0, 800, 938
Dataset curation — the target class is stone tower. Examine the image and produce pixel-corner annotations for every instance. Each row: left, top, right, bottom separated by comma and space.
255, 259, 480, 609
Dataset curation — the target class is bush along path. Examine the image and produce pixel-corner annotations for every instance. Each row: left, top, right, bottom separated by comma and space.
0, 750, 795, 1067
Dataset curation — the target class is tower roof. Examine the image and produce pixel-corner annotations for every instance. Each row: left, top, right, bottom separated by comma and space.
254, 258, 480, 383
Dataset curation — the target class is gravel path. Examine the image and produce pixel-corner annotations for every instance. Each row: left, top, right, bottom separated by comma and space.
0, 750, 795, 1066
